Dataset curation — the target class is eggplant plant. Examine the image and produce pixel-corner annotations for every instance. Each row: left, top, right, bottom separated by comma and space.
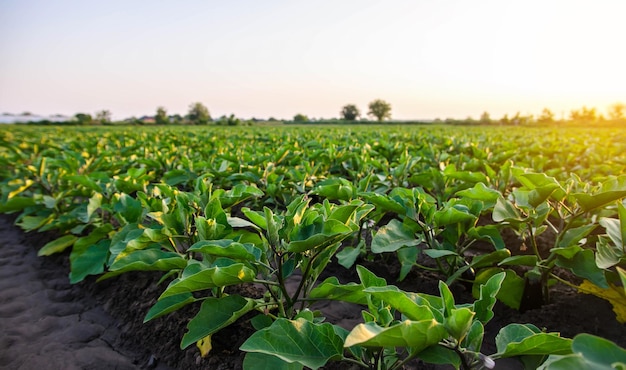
128, 192, 375, 354
487, 171, 626, 311
362, 186, 506, 283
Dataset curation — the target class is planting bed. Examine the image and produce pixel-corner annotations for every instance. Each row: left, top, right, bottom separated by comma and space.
1, 214, 624, 369
1, 124, 626, 369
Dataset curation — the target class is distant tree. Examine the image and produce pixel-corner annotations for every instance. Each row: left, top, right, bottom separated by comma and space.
95, 110, 111, 125
499, 114, 510, 125
479, 111, 492, 125
340, 104, 360, 121
537, 108, 555, 124
155, 106, 169, 125
74, 113, 93, 125
608, 102, 625, 123
570, 106, 597, 124
367, 99, 392, 121
187, 102, 211, 125
293, 113, 309, 122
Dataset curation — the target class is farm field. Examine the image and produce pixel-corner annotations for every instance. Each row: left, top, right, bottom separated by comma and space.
1, 124, 626, 369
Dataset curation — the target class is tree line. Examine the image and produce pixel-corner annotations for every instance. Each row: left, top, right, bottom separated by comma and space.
13, 101, 625, 126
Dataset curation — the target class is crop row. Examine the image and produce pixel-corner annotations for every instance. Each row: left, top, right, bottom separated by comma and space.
1, 124, 625, 369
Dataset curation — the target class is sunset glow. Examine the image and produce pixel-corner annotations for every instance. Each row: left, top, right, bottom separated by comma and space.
1, 0, 625, 120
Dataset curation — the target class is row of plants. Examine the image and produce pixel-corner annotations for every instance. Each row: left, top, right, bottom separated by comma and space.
1, 124, 625, 369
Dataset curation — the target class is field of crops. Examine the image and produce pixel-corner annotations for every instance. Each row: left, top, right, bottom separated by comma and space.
1, 124, 625, 369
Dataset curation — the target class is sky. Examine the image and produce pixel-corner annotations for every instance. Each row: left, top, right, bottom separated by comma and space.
1, 0, 625, 121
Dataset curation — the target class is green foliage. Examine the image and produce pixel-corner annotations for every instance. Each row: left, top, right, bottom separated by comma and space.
293, 113, 309, 122
340, 104, 360, 121
187, 102, 211, 124
367, 99, 392, 121
1, 124, 625, 369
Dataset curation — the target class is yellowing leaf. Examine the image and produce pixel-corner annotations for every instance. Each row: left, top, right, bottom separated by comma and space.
578, 280, 626, 323
196, 335, 212, 357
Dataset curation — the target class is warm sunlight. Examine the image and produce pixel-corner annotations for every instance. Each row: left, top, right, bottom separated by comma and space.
1, 0, 624, 120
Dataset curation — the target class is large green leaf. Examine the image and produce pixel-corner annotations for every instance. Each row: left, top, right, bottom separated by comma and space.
557, 224, 597, 249
344, 320, 446, 352
433, 205, 477, 226
240, 318, 344, 370
69, 239, 111, 284
160, 263, 256, 298
364, 286, 437, 321
38, 234, 78, 256
309, 277, 367, 305
493, 197, 522, 222
144, 293, 197, 322
287, 219, 352, 253
101, 248, 187, 279
243, 353, 303, 370
188, 239, 261, 261
495, 323, 572, 358
472, 271, 505, 323
456, 182, 500, 207
555, 249, 608, 288
181, 295, 255, 349
361, 192, 407, 215
371, 219, 420, 253
0, 196, 36, 212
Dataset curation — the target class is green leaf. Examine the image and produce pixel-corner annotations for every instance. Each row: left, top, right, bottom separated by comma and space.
596, 236, 624, 270
570, 333, 626, 367
344, 320, 446, 352
495, 323, 572, 358
463, 320, 485, 352
242, 208, 267, 230
468, 225, 505, 250
69, 239, 110, 284
444, 307, 475, 342
361, 192, 407, 215
287, 219, 353, 253
498, 255, 538, 267
416, 345, 461, 368
38, 235, 78, 256
65, 174, 101, 192
471, 249, 511, 268
243, 353, 303, 370
600, 215, 624, 250
371, 219, 420, 253
309, 277, 368, 305
336, 246, 361, 269
397, 246, 418, 281
114, 193, 143, 224
240, 318, 344, 370
424, 249, 457, 259
557, 224, 597, 248
364, 286, 437, 321
573, 185, 626, 212
0, 196, 36, 213
181, 295, 255, 349
102, 248, 187, 278
493, 197, 522, 222
356, 265, 387, 288
473, 271, 505, 323
456, 182, 500, 205
555, 249, 608, 288
144, 293, 197, 322
517, 173, 566, 200
188, 239, 261, 261
433, 206, 477, 226
160, 263, 256, 298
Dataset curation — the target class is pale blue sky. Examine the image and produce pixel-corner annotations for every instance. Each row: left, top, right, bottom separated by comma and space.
1, 0, 625, 120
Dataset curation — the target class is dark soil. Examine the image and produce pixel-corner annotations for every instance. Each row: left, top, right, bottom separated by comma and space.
1, 214, 624, 369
